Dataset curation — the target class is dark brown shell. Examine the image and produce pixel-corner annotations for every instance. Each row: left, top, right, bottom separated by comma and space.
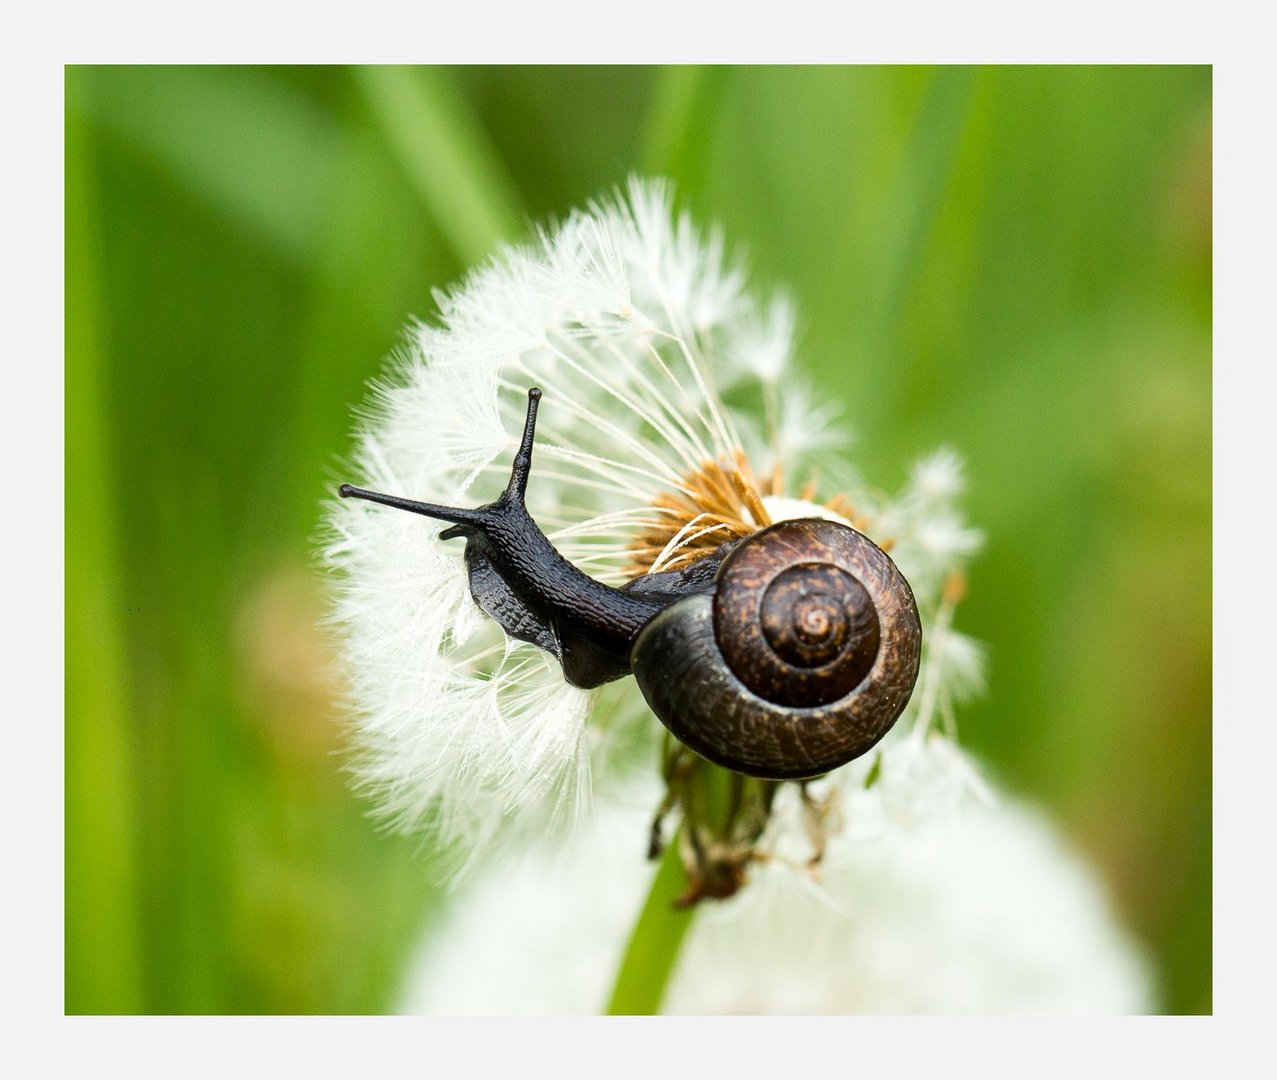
631, 518, 922, 780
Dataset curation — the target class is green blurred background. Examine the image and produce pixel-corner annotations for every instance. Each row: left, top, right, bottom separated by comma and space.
65, 65, 1211, 1014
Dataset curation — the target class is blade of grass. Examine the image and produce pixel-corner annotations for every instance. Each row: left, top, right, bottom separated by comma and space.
65, 68, 144, 1014
867, 66, 975, 398
354, 65, 525, 265
642, 65, 733, 196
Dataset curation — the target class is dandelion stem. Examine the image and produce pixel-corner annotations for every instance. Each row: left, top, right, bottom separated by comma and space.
604, 836, 696, 1015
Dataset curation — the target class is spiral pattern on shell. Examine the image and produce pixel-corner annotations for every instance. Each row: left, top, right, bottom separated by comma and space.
631, 518, 922, 780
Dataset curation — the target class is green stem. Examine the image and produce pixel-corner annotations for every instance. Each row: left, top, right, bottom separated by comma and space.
604, 837, 695, 1015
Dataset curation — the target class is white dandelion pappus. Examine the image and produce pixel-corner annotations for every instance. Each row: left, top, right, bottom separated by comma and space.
324, 178, 981, 883
399, 749, 1155, 1014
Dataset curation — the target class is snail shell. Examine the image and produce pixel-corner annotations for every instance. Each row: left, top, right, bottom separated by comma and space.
630, 518, 922, 780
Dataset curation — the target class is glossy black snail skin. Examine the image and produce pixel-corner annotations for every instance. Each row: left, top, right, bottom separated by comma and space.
339, 388, 923, 781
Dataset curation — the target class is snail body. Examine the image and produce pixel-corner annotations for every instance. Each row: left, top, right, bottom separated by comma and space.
340, 389, 922, 780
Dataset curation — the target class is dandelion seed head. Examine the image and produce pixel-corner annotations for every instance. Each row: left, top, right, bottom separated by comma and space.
325, 177, 985, 872
399, 753, 1154, 1014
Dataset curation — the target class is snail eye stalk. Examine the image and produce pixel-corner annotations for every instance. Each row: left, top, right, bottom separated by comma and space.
338, 387, 544, 528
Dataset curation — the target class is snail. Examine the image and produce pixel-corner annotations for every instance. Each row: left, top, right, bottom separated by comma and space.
339, 387, 922, 781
